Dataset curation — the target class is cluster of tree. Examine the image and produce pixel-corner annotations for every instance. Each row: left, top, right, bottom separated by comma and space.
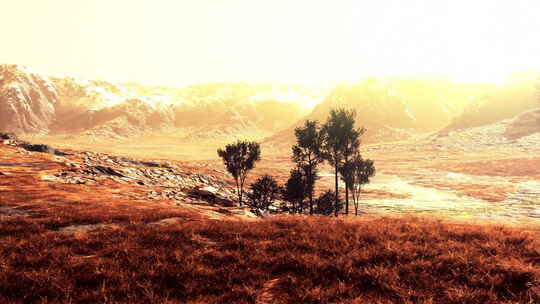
217, 108, 375, 216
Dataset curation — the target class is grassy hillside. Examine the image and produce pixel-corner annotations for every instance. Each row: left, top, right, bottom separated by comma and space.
1, 136, 539, 303
1, 212, 539, 303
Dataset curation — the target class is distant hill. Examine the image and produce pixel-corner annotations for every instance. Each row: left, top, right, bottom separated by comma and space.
439, 76, 539, 135
266, 78, 492, 146
504, 108, 540, 140
4, 63, 536, 146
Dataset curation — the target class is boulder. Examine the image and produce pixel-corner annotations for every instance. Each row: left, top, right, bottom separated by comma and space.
193, 185, 220, 196
190, 186, 235, 207
19, 143, 56, 154
90, 165, 126, 177
0, 132, 17, 140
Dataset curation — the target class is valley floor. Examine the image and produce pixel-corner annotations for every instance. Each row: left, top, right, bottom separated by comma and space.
29, 131, 540, 225
1, 134, 539, 303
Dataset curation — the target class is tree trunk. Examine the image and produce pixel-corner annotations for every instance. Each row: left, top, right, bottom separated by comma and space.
239, 177, 244, 206
239, 187, 243, 206
344, 156, 349, 216
334, 163, 339, 217
351, 188, 357, 216
308, 169, 314, 215
235, 177, 242, 206
356, 189, 361, 216
345, 183, 349, 215
309, 193, 313, 215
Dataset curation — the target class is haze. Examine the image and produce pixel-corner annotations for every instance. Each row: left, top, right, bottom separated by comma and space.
3, 0, 540, 86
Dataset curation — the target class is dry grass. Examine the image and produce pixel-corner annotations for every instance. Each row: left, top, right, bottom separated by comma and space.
1, 211, 539, 303
2, 143, 540, 303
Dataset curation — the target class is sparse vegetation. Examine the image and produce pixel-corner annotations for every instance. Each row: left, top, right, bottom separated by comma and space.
1, 116, 540, 303
217, 140, 261, 205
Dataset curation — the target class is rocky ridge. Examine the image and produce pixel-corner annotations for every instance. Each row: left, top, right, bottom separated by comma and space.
1, 133, 239, 208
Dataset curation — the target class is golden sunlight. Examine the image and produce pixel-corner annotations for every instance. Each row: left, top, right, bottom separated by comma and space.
2, 0, 540, 85
2, 2, 540, 303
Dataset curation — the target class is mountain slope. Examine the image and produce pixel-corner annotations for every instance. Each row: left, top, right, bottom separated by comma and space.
0, 64, 315, 140
440, 78, 538, 134
267, 78, 491, 146
0, 64, 58, 134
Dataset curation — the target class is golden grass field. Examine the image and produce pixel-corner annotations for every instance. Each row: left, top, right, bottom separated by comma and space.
1, 136, 539, 303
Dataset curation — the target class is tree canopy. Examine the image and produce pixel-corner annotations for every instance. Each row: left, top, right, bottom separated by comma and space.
292, 120, 324, 214
321, 108, 363, 216
217, 140, 261, 205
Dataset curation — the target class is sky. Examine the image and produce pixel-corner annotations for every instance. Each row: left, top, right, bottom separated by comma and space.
2, 0, 540, 85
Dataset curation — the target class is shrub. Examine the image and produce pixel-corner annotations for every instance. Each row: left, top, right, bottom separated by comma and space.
246, 175, 281, 216
314, 190, 343, 216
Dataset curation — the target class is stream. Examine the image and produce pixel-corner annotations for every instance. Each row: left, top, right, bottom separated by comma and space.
319, 171, 540, 225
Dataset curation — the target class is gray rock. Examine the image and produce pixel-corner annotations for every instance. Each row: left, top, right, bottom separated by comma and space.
0, 132, 17, 140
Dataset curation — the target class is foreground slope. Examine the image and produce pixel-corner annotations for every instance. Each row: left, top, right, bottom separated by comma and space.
1, 139, 540, 303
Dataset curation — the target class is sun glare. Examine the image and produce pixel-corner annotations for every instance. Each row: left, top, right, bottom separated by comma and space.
2, 0, 539, 87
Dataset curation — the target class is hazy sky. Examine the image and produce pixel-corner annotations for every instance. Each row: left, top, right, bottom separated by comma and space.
2, 0, 540, 85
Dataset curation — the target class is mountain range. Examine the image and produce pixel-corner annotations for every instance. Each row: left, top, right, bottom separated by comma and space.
1, 64, 538, 146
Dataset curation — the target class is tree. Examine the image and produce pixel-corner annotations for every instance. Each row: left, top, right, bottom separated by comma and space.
292, 120, 324, 214
341, 123, 364, 216
217, 140, 261, 206
282, 167, 308, 214
246, 175, 281, 216
321, 108, 361, 216
341, 153, 376, 216
338, 157, 356, 213
314, 190, 342, 216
